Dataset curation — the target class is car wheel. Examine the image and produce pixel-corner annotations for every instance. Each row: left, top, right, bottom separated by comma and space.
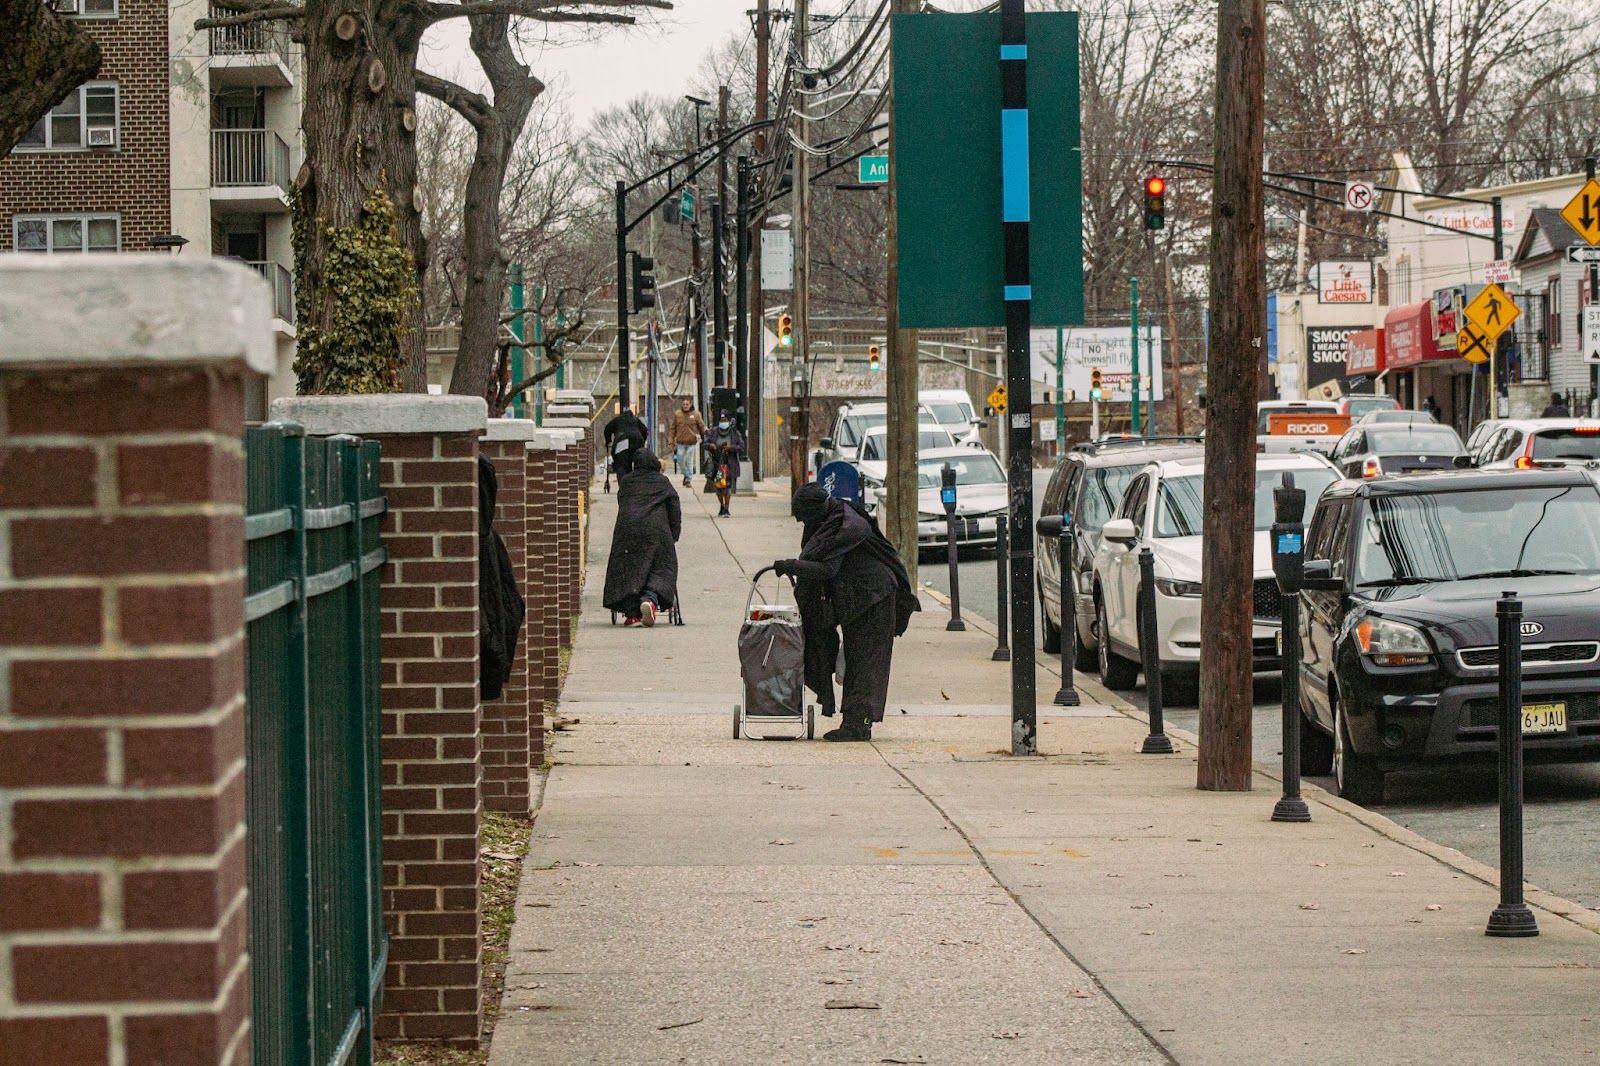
1040, 583, 1062, 654
1161, 669, 1198, 707
1333, 693, 1384, 804
1096, 595, 1140, 690
1072, 607, 1099, 673
1299, 698, 1334, 776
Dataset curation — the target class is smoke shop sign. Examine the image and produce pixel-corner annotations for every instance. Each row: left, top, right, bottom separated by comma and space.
1317, 260, 1374, 304
1306, 326, 1362, 388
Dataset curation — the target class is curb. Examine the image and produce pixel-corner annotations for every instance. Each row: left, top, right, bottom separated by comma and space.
917, 582, 1600, 938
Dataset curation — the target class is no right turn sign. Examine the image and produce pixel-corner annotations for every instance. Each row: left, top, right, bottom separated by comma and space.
1344, 181, 1375, 212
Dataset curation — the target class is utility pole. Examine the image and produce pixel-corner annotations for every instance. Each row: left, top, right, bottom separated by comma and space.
1590, 155, 1598, 413
1164, 247, 1184, 435
715, 85, 731, 390
749, 0, 770, 480
735, 156, 751, 437
883, 0, 920, 582
615, 180, 630, 411
1197, 0, 1266, 792
789, 0, 812, 490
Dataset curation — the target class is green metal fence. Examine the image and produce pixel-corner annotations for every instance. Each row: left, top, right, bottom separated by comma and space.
245, 423, 388, 1066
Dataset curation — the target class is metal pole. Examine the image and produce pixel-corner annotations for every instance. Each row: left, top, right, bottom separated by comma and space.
508, 263, 525, 419
791, 0, 812, 490
1130, 277, 1141, 435
712, 198, 728, 390
1138, 546, 1174, 754
942, 463, 964, 632
1055, 325, 1065, 453
615, 180, 631, 410
1486, 591, 1538, 937
999, 0, 1037, 755
735, 158, 751, 439
1054, 525, 1080, 706
1491, 195, 1504, 420
1273, 591, 1310, 821
992, 522, 1011, 661
750, 0, 769, 479
1590, 156, 1598, 412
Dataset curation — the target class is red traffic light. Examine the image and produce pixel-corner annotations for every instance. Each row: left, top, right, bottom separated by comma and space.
1144, 175, 1166, 196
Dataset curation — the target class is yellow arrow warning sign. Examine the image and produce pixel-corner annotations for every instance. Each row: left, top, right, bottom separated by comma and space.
1562, 178, 1600, 247
986, 384, 1008, 413
1463, 282, 1520, 341
1458, 324, 1492, 365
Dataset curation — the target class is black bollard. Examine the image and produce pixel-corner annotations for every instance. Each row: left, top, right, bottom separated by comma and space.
1036, 514, 1080, 706
941, 463, 965, 632
1270, 473, 1311, 823
1137, 546, 1174, 754
1486, 591, 1538, 938
992, 521, 1011, 661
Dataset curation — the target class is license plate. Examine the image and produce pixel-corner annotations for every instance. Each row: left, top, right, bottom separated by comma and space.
1522, 702, 1568, 735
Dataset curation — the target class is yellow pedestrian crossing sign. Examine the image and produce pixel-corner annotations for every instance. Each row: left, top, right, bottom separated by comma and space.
987, 384, 1008, 413
1463, 282, 1519, 341
1561, 178, 1600, 246
1458, 323, 1492, 365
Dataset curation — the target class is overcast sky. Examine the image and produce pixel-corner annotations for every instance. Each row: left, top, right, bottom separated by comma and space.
420, 2, 753, 126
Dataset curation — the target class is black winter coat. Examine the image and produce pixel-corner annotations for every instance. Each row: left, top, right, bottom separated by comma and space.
478, 455, 527, 702
603, 464, 682, 613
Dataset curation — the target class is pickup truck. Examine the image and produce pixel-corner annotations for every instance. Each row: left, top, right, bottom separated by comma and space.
1257, 400, 1346, 455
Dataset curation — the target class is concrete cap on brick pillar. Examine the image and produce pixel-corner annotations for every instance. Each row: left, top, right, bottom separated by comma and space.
529, 429, 577, 450
542, 417, 588, 431
270, 394, 488, 436
484, 418, 544, 442
0, 254, 274, 373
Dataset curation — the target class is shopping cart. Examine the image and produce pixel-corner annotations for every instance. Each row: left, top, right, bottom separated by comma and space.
734, 565, 815, 741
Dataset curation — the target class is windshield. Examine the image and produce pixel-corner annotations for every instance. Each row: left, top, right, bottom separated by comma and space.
1355, 485, 1600, 584
926, 402, 972, 426
919, 429, 954, 449
1531, 429, 1600, 461
1154, 467, 1339, 538
1078, 466, 1139, 531
1367, 426, 1462, 453
1259, 405, 1335, 434
918, 454, 1004, 489
838, 412, 886, 448
1345, 396, 1396, 419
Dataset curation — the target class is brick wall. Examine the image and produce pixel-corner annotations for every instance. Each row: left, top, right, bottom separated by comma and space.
0, 0, 171, 251
480, 423, 536, 816
0, 258, 271, 1066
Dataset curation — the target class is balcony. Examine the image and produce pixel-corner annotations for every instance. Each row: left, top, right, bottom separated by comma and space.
240, 260, 295, 330
208, 7, 294, 87
211, 129, 291, 213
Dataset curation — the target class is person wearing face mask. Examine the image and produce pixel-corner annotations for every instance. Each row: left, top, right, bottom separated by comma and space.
773, 483, 920, 741
703, 414, 745, 518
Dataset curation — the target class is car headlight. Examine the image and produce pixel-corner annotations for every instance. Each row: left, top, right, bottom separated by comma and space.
1354, 614, 1431, 667
1154, 578, 1202, 598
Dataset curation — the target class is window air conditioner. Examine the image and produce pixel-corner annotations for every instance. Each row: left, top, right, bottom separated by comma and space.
87, 127, 115, 148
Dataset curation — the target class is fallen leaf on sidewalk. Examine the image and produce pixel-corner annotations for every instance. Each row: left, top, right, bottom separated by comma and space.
991, 1031, 1022, 1039
798, 915, 828, 922
1341, 948, 1368, 955
1425, 904, 1443, 911
825, 1000, 880, 1010
769, 838, 795, 846
482, 850, 520, 861
657, 1018, 703, 1031
1130, 902, 1153, 910
940, 690, 951, 701
823, 943, 852, 951
1069, 989, 1093, 999
1389, 871, 1407, 877
821, 978, 854, 985
1299, 902, 1321, 911
1106, 873, 1124, 878
857, 946, 881, 954
573, 861, 599, 868
1311, 862, 1328, 868
1140, 930, 1155, 936
522, 902, 553, 908
1112, 836, 1130, 842
881, 1057, 928, 1064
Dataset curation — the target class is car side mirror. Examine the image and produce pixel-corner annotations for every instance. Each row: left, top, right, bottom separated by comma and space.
819, 437, 835, 450
1102, 517, 1137, 545
1301, 558, 1343, 592
1453, 454, 1474, 468
1037, 514, 1069, 538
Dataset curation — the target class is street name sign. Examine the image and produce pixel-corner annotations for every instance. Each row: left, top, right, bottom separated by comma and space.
1561, 178, 1600, 246
1343, 181, 1375, 212
1458, 323, 1492, 364
1484, 259, 1512, 285
858, 155, 889, 184
1585, 306, 1600, 364
1463, 282, 1519, 340
987, 383, 1008, 413
1569, 245, 1600, 264
680, 187, 698, 225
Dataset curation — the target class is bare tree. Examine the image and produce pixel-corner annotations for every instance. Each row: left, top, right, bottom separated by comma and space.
0, 0, 101, 155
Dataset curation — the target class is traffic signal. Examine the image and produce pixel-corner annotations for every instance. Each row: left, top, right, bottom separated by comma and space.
1090, 367, 1104, 401
630, 253, 656, 311
868, 344, 881, 371
1143, 175, 1166, 230
777, 313, 794, 349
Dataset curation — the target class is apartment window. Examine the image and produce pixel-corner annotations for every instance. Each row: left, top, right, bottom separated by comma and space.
1548, 277, 1563, 350
13, 214, 121, 253
1396, 260, 1412, 306
52, 0, 118, 17
16, 82, 118, 151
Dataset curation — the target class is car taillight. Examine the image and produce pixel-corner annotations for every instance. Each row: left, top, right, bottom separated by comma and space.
1575, 425, 1600, 435
1515, 436, 1535, 469
1362, 457, 1381, 478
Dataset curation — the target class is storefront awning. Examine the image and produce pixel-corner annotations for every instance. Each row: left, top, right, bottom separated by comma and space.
1346, 329, 1385, 377
1384, 301, 1444, 370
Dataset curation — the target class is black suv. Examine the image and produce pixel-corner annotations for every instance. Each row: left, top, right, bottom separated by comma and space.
1297, 468, 1600, 804
1037, 437, 1203, 669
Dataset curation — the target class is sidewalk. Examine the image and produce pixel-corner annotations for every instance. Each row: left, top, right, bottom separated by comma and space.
489, 480, 1600, 1065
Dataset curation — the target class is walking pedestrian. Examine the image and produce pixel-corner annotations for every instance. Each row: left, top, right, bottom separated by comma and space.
1543, 391, 1571, 418
603, 450, 681, 628
774, 483, 920, 741
704, 415, 745, 518
604, 405, 648, 479
477, 456, 527, 699
1421, 395, 1441, 421
668, 397, 706, 487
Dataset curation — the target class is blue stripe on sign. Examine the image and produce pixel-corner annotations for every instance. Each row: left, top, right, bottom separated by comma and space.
1004, 285, 1032, 302
999, 44, 1027, 60
1001, 109, 1031, 222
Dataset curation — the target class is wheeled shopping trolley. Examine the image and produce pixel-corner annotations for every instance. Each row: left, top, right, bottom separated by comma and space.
734, 565, 815, 741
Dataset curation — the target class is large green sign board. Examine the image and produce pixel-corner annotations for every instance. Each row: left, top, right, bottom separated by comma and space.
892, 12, 1083, 329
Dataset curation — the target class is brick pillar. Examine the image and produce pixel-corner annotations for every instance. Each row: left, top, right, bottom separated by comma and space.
0, 257, 270, 1066
523, 435, 563, 768
270, 395, 488, 1046
479, 420, 538, 816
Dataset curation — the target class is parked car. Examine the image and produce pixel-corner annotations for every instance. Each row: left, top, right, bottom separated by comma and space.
919, 388, 984, 445
915, 446, 1007, 553
857, 424, 958, 506
1326, 422, 1467, 479
1036, 437, 1205, 670
1470, 419, 1600, 470
1464, 417, 1508, 457
1297, 468, 1600, 803
1355, 409, 1437, 426
1339, 394, 1400, 421
1257, 400, 1342, 454
811, 400, 935, 478
1091, 451, 1339, 703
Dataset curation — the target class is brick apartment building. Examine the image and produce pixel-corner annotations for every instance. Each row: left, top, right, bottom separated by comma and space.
0, 0, 304, 410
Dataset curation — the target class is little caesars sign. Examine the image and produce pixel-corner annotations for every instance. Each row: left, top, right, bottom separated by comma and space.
1315, 260, 1374, 304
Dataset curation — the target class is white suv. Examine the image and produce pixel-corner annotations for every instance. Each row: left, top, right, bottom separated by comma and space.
1091, 452, 1339, 702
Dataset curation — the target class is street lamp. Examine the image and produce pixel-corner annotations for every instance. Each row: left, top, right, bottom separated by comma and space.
684, 94, 711, 149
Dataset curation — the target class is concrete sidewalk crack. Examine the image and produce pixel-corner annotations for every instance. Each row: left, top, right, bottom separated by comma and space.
868, 742, 1182, 1066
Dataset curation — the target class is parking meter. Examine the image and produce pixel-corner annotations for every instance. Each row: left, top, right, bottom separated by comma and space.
1271, 472, 1307, 594
941, 464, 958, 515
941, 464, 964, 631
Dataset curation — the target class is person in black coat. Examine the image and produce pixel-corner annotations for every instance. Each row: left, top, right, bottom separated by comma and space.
478, 455, 527, 701
604, 408, 648, 478
602, 450, 681, 627
775, 483, 920, 741
1543, 392, 1571, 418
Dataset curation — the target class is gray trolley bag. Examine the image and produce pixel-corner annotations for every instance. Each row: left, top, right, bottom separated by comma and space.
734, 566, 816, 740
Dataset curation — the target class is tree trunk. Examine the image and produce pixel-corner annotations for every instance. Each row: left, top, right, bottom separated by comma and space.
1197, 0, 1265, 792
296, 0, 428, 392
0, 0, 100, 155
